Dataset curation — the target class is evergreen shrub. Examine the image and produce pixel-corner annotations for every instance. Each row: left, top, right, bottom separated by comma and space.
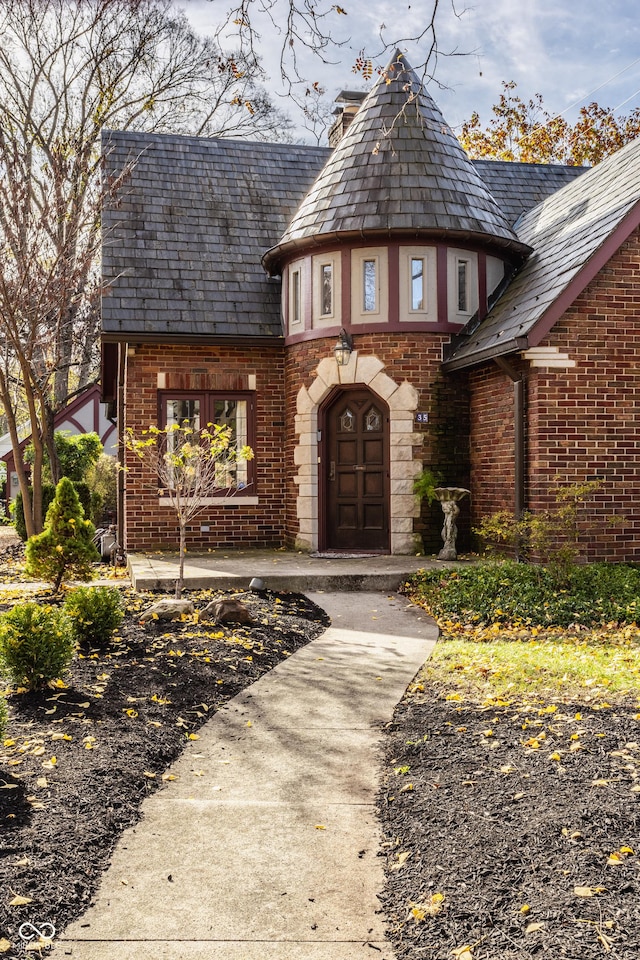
0, 603, 75, 690
64, 586, 124, 646
25, 477, 99, 592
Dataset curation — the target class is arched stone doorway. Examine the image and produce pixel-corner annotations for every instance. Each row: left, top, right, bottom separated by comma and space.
293, 352, 423, 554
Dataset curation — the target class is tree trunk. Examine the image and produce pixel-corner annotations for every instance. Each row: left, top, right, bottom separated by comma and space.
176, 519, 186, 599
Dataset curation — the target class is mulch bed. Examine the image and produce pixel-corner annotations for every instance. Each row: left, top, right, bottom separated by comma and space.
0, 577, 328, 955
378, 690, 640, 960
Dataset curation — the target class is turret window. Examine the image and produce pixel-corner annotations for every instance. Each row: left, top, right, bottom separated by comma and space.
288, 258, 307, 331
411, 257, 425, 311
321, 263, 333, 316
399, 246, 436, 323
363, 259, 377, 312
457, 259, 468, 313
351, 247, 388, 324
312, 253, 340, 327
447, 248, 478, 322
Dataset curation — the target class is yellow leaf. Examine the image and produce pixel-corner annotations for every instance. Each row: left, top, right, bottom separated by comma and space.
162, 773, 177, 781
31, 746, 45, 756
143, 771, 156, 778
188, 733, 200, 740
549, 752, 562, 761
9, 895, 32, 906
391, 851, 410, 870
520, 904, 531, 914
315, 824, 326, 830
525, 921, 545, 933
620, 846, 634, 854
607, 852, 623, 865
0, 938, 11, 953
451, 946, 473, 960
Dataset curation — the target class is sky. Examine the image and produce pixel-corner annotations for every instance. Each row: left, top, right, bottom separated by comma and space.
182, 0, 640, 142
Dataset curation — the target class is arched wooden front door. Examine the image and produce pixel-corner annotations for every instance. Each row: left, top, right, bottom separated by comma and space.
321, 388, 390, 552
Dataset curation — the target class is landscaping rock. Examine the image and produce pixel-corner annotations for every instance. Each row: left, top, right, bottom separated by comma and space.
200, 597, 253, 625
139, 598, 194, 622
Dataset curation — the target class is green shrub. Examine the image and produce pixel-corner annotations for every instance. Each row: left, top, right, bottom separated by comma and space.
0, 603, 75, 690
404, 561, 640, 628
25, 477, 99, 592
0, 693, 7, 739
64, 586, 124, 646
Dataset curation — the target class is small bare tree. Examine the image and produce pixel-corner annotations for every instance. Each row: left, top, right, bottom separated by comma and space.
125, 423, 254, 598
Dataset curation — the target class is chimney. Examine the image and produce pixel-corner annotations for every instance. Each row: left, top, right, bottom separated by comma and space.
327, 90, 367, 147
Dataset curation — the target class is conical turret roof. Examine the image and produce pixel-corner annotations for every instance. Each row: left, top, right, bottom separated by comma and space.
263, 52, 530, 272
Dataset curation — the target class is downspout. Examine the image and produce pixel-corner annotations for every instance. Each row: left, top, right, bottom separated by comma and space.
116, 342, 127, 550
494, 356, 525, 520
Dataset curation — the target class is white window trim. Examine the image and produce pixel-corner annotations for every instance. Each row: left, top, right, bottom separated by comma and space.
399, 246, 438, 323
288, 259, 305, 331
312, 252, 341, 328
446, 248, 478, 323
351, 247, 388, 324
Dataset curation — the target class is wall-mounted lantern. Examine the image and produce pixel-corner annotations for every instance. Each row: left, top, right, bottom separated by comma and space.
334, 329, 353, 366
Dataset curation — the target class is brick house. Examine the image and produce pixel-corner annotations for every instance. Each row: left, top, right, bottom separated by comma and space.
101, 53, 640, 560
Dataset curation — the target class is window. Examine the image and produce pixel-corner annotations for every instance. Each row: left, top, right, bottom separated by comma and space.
457, 259, 468, 313
411, 257, 425, 311
321, 263, 333, 316
351, 247, 387, 324
291, 268, 301, 326
446, 248, 478, 322
363, 259, 377, 312
312, 253, 340, 326
399, 247, 436, 322
159, 391, 254, 493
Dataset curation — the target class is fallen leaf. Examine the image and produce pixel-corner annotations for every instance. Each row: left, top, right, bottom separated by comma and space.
391, 851, 410, 870
9, 895, 32, 906
451, 946, 473, 960
0, 939, 11, 954
315, 824, 326, 830
525, 921, 545, 934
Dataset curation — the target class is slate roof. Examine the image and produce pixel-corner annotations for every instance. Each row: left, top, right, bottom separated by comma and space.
473, 160, 585, 226
262, 52, 531, 272
445, 135, 640, 369
101, 116, 585, 343
102, 131, 330, 340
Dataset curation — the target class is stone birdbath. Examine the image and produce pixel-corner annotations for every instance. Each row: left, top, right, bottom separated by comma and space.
434, 487, 470, 561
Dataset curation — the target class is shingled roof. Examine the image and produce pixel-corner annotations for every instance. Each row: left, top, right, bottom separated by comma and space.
262, 52, 531, 273
101, 131, 330, 341
101, 119, 585, 343
444, 136, 640, 370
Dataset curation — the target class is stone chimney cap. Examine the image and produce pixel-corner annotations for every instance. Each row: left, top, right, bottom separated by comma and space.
334, 90, 367, 105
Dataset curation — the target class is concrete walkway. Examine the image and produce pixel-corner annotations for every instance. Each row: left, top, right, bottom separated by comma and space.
54, 592, 438, 959
127, 548, 452, 592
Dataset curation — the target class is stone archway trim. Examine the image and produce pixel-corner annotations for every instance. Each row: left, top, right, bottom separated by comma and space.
294, 351, 423, 554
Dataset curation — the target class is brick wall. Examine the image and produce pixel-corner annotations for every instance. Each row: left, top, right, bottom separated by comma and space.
469, 228, 640, 562
124, 343, 286, 551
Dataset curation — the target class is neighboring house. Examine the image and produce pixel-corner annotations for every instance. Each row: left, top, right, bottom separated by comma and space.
1, 384, 117, 503
101, 52, 640, 561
